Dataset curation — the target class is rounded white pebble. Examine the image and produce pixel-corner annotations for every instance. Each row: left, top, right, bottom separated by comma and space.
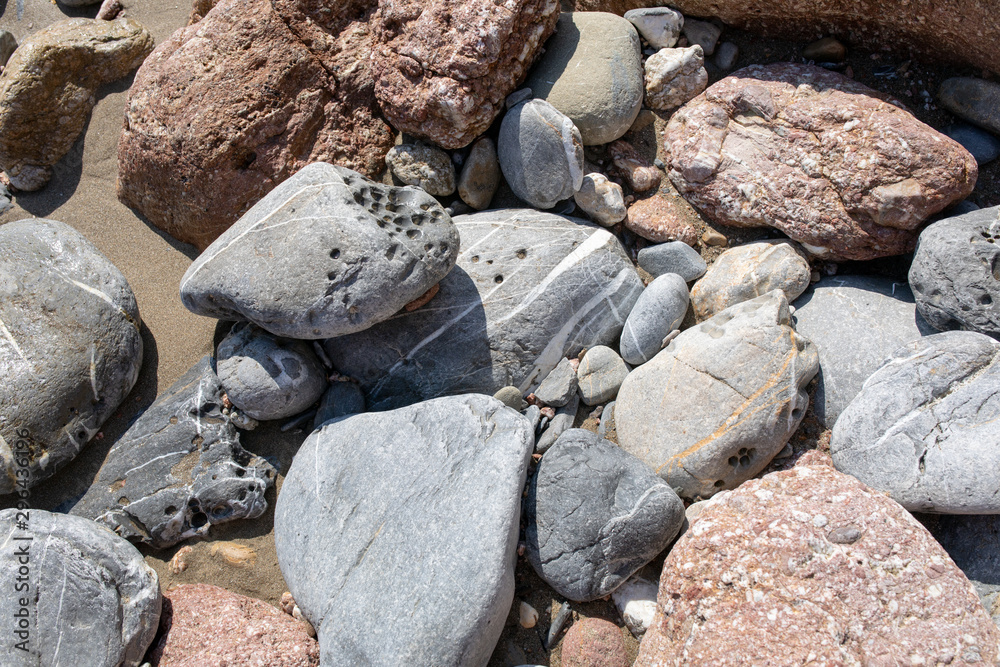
519, 601, 539, 629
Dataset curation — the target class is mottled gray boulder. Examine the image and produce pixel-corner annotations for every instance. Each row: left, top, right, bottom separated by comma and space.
792, 275, 934, 427
385, 144, 456, 197
534, 357, 579, 408
274, 394, 534, 666
324, 210, 643, 411
72, 356, 276, 548
923, 514, 1000, 626
0, 510, 160, 667
314, 382, 366, 428
217, 323, 327, 421
831, 331, 1000, 513
624, 7, 683, 49
616, 291, 818, 499
691, 241, 811, 321
498, 99, 584, 209
0, 219, 142, 494
536, 394, 579, 454
909, 206, 1000, 338
577, 345, 629, 406
637, 241, 707, 282
526, 429, 684, 602
620, 273, 689, 366
180, 163, 459, 339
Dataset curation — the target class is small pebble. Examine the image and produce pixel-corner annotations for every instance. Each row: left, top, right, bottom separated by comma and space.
169, 546, 194, 574
519, 601, 539, 629
701, 229, 727, 246
803, 37, 847, 63
493, 386, 525, 410
681, 19, 721, 56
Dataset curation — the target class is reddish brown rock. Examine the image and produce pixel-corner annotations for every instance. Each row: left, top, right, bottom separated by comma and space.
608, 139, 661, 193
117, 0, 394, 250
371, 0, 559, 149
149, 584, 319, 666
561, 618, 630, 667
665, 63, 977, 261
635, 463, 1000, 666
625, 193, 698, 246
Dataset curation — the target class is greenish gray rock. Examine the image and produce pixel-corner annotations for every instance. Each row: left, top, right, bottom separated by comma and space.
534, 357, 579, 408
385, 144, 456, 197
494, 386, 526, 411
457, 137, 500, 210
643, 45, 708, 111
525, 12, 643, 145
314, 382, 366, 428
274, 394, 534, 666
939, 77, 1000, 136
624, 7, 683, 49
577, 345, 629, 406
637, 241, 707, 282
620, 273, 689, 366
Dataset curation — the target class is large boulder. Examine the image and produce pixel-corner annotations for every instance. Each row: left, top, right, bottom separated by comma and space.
274, 394, 534, 666
0, 219, 142, 494
664, 63, 977, 261
371, 0, 559, 149
324, 209, 643, 411
117, 0, 394, 250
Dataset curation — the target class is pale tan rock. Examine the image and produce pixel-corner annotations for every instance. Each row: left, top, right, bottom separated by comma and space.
574, 173, 626, 226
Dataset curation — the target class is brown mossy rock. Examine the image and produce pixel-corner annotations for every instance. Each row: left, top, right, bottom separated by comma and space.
371, 0, 559, 149
117, 0, 394, 250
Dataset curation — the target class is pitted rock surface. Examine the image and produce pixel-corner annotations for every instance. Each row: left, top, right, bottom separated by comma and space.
324, 210, 643, 411
117, 0, 394, 250
0, 219, 142, 494
71, 356, 276, 549
180, 163, 458, 340
0, 18, 153, 191
633, 462, 1000, 666
371, 0, 559, 149
831, 331, 1000, 514
664, 63, 977, 261
616, 291, 818, 499
274, 394, 533, 666
0, 510, 161, 667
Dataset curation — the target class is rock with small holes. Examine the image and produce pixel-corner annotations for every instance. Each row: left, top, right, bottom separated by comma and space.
180, 163, 459, 340
0, 219, 142, 494
217, 322, 328, 421
909, 206, 1000, 338
620, 273, 689, 365
71, 356, 277, 549
831, 331, 1000, 513
577, 345, 630, 406
616, 290, 818, 499
385, 144, 456, 197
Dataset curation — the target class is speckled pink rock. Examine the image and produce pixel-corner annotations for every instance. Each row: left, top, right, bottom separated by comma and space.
634, 461, 1000, 666
625, 193, 698, 245
664, 63, 977, 261
149, 584, 319, 667
561, 617, 630, 667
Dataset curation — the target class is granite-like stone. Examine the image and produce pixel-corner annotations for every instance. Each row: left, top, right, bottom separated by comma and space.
72, 357, 277, 548
620, 273, 688, 365
644, 45, 707, 111
939, 77, 1000, 137
458, 137, 500, 210
0, 219, 142, 494
274, 394, 533, 666
574, 173, 627, 226
909, 206, 1000, 338
527, 429, 684, 601
560, 617, 630, 667
313, 382, 366, 428
690, 241, 811, 321
534, 357, 579, 408
180, 163, 458, 340
625, 194, 698, 245
217, 323, 328, 421
577, 345, 629, 406
385, 144, 456, 196
607, 139, 661, 193
624, 7, 683, 49
831, 331, 1000, 513
944, 122, 1000, 165
0, 510, 161, 667
792, 275, 934, 427
617, 291, 818, 499
636, 241, 706, 281
324, 210, 643, 410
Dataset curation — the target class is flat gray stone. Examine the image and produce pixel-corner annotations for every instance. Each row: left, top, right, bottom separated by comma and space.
922, 514, 1000, 626
620, 273, 689, 366
534, 357, 579, 408
71, 356, 276, 548
217, 323, 327, 421
0, 509, 160, 667
792, 275, 935, 427
526, 429, 684, 602
324, 210, 643, 411
274, 394, 533, 666
577, 345, 629, 406
624, 7, 683, 49
385, 143, 456, 197
180, 163, 459, 340
944, 123, 1000, 165
939, 77, 1000, 136
616, 291, 818, 499
536, 394, 579, 453
831, 331, 1000, 513
498, 99, 584, 209
314, 382, 366, 428
637, 241, 707, 282
0, 219, 142, 494
909, 206, 1000, 338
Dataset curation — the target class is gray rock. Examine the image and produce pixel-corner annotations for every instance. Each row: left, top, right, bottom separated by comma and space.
597, 400, 615, 439
939, 77, 1000, 136
71, 356, 276, 548
616, 291, 818, 499
525, 12, 643, 146
274, 394, 534, 666
577, 345, 630, 406
0, 219, 142, 494
831, 331, 1000, 513
494, 385, 526, 411
385, 143, 456, 197
457, 137, 500, 210
180, 163, 459, 340
950, 200, 981, 216
505, 88, 533, 110
792, 275, 934, 427
637, 241, 707, 282
0, 509, 160, 667
644, 45, 708, 110
909, 206, 1000, 338
324, 210, 643, 411
944, 123, 1000, 165
714, 41, 739, 70
690, 241, 811, 321
624, 7, 683, 49
620, 273, 689, 366
526, 429, 684, 602
314, 382, 366, 428
922, 514, 1000, 625
681, 19, 721, 56
0, 31, 16, 68
534, 357, 579, 408
574, 173, 627, 226
498, 99, 584, 209
217, 323, 327, 421
524, 404, 542, 432
536, 394, 580, 453
0, 181, 12, 215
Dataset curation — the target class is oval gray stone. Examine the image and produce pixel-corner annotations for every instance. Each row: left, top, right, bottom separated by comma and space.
577, 345, 629, 406
637, 241, 707, 282
938, 77, 1000, 136
620, 273, 689, 365
458, 137, 500, 211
